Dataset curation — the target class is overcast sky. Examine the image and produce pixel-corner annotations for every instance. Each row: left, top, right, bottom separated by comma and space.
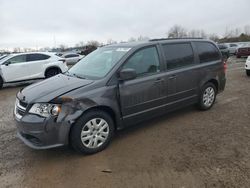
0, 0, 249, 49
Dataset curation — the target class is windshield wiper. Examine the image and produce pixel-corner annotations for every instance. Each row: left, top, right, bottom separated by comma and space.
64, 71, 86, 79
72, 73, 86, 79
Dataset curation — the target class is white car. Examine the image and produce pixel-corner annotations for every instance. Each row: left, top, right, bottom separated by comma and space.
62, 53, 84, 65
246, 56, 250, 76
0, 52, 68, 89
227, 43, 239, 54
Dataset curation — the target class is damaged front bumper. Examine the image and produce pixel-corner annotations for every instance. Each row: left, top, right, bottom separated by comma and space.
14, 98, 84, 149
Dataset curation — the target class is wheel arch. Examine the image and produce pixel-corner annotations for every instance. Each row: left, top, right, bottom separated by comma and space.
67, 105, 119, 146
200, 78, 219, 93
70, 105, 120, 132
206, 79, 218, 92
44, 66, 62, 77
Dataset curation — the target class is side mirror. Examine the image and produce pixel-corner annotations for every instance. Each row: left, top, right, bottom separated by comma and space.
4, 62, 10, 66
119, 68, 137, 81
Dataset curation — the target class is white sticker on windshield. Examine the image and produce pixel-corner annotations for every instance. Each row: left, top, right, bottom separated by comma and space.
116, 48, 131, 52
103, 51, 112, 53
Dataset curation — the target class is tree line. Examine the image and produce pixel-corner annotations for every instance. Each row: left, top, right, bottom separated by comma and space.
167, 25, 250, 43
4, 24, 250, 53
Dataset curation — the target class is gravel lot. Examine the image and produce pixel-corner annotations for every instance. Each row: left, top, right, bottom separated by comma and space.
0, 57, 250, 188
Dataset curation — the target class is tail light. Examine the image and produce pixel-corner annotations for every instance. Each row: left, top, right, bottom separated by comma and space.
223, 61, 227, 73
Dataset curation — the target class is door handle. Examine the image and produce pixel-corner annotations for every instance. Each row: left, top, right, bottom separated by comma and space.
154, 78, 164, 83
169, 74, 177, 79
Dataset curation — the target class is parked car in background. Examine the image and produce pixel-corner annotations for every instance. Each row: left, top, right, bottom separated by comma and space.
0, 52, 68, 89
14, 38, 226, 154
225, 43, 239, 55
62, 53, 84, 65
218, 44, 230, 59
236, 44, 250, 58
245, 56, 250, 76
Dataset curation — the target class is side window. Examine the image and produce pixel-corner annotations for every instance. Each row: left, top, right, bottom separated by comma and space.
7, 55, 26, 64
65, 54, 79, 58
27, 54, 50, 61
123, 46, 160, 77
162, 43, 195, 70
195, 42, 220, 63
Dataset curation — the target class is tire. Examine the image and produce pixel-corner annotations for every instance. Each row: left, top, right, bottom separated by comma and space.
246, 70, 250, 76
0, 76, 3, 89
70, 110, 115, 154
198, 82, 217, 111
45, 68, 61, 78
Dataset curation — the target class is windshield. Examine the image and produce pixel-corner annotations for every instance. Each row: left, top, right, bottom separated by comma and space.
68, 47, 130, 79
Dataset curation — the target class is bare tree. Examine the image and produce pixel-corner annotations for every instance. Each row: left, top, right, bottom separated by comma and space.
106, 39, 117, 45
87, 40, 100, 47
168, 25, 187, 38
128, 37, 136, 42
137, 35, 150, 41
244, 25, 250, 35
59, 44, 67, 51
13, 47, 21, 53
188, 29, 207, 38
209, 34, 219, 42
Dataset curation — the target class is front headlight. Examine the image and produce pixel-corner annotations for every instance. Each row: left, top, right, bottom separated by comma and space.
29, 103, 61, 117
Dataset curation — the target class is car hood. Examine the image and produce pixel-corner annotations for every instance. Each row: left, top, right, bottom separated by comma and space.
17, 74, 94, 103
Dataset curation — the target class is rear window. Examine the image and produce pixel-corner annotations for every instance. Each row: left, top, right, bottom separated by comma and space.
162, 43, 195, 70
195, 42, 220, 63
27, 54, 50, 61
65, 54, 79, 58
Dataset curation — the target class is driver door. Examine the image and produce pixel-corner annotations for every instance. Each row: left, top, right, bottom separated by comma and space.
118, 46, 166, 125
1, 54, 29, 82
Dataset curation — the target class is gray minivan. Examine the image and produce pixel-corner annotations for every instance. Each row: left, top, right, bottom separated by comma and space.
14, 38, 226, 154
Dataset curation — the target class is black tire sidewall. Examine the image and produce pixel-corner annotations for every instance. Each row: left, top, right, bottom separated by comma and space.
0, 76, 3, 89
198, 83, 217, 110
45, 68, 60, 78
70, 110, 115, 154
246, 70, 250, 76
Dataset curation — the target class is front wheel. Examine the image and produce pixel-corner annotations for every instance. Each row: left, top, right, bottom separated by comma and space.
198, 83, 217, 110
246, 70, 250, 76
70, 110, 115, 154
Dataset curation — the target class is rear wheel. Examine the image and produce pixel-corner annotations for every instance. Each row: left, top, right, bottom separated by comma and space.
45, 68, 61, 78
198, 82, 217, 110
70, 110, 115, 154
0, 76, 3, 89
246, 70, 250, 76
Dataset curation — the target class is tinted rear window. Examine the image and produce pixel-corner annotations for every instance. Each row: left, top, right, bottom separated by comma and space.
162, 43, 195, 70
27, 54, 50, 61
195, 42, 220, 63
65, 54, 79, 58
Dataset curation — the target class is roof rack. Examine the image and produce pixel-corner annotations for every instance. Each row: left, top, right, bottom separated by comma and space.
149, 37, 204, 41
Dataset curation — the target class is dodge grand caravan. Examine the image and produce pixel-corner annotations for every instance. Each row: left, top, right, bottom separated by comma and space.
14, 38, 226, 154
